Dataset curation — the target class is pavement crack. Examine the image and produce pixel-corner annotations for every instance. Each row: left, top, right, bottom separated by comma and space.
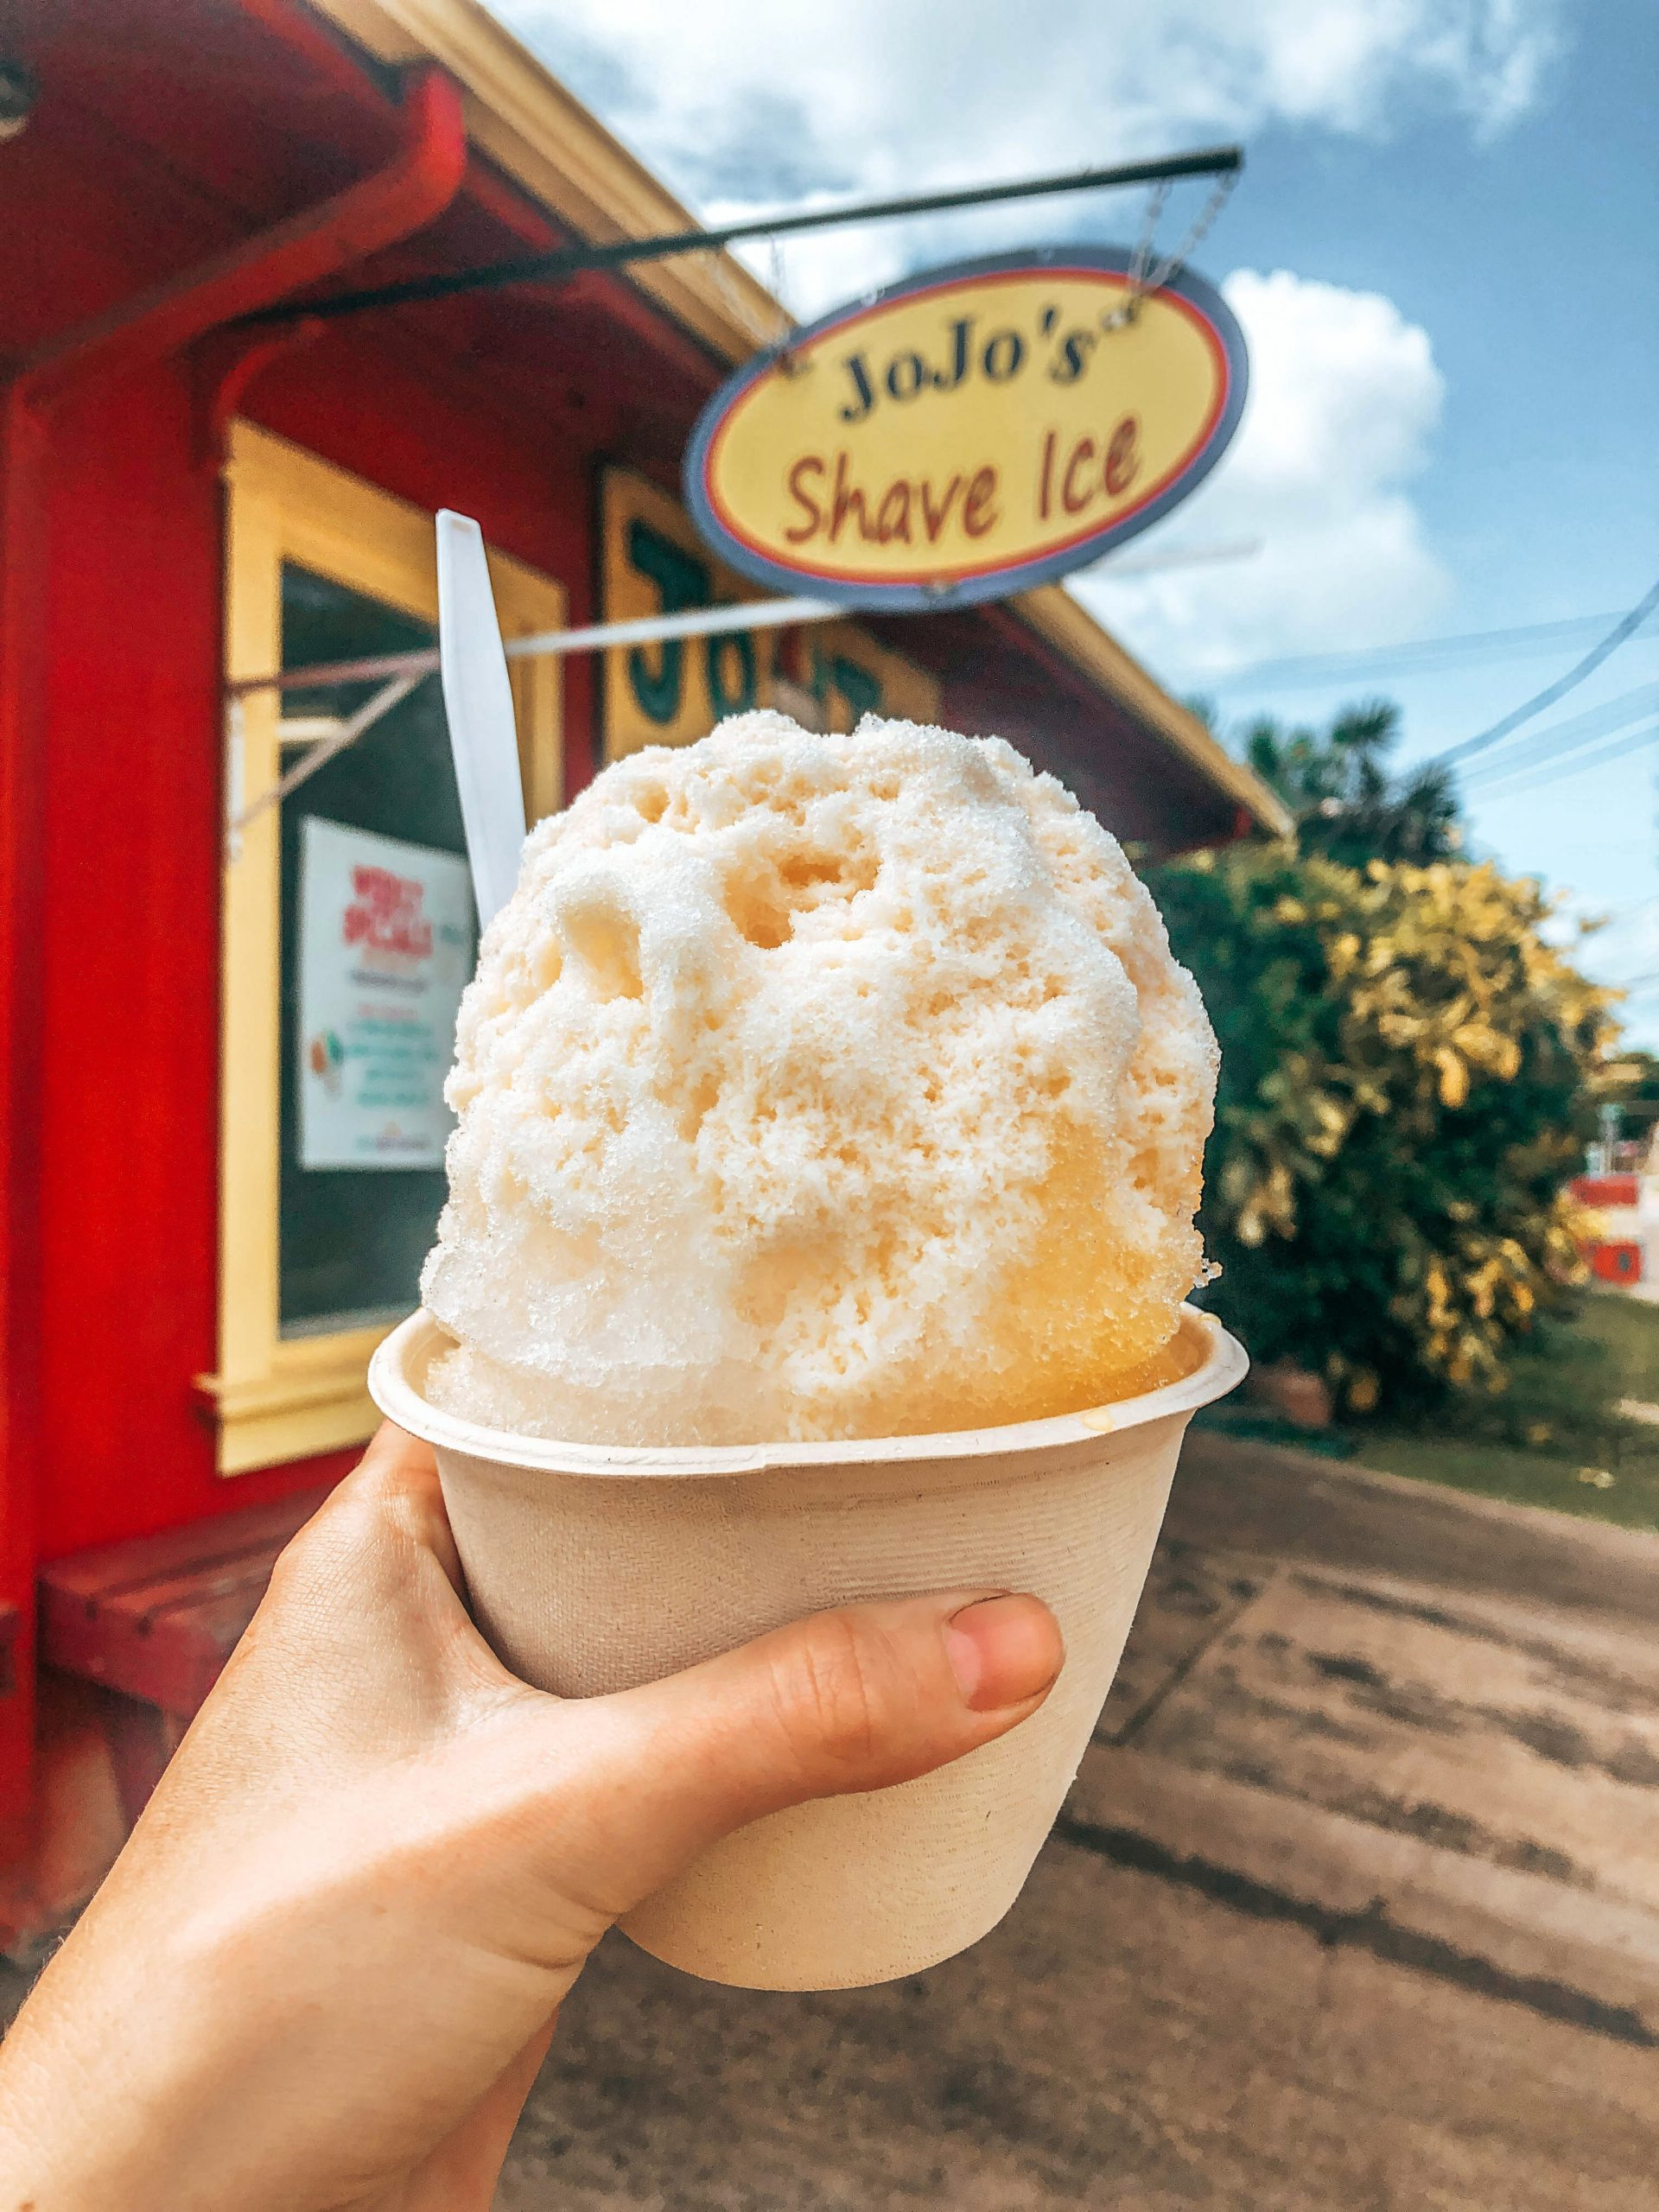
1051, 1813, 1656, 2050
1104, 1561, 1281, 1749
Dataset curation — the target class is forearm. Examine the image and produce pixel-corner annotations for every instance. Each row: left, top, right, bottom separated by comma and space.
0, 1952, 223, 2211
0, 1811, 563, 2212
0, 1963, 546, 2212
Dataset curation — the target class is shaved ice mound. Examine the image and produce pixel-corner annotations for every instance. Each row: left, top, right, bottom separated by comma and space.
421, 712, 1218, 1445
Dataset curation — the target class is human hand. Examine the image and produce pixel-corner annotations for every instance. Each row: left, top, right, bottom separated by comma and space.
0, 1424, 1063, 2212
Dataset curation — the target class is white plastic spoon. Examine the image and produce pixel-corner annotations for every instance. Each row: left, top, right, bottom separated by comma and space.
435, 508, 526, 933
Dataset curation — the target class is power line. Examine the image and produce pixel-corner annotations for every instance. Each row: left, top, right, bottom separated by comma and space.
1460, 681, 1659, 788
1473, 721, 1659, 803
1432, 577, 1659, 768
1463, 683, 1659, 785
1204, 608, 1659, 690
1476, 719, 1659, 802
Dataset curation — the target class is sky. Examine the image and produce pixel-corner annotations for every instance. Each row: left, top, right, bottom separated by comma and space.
493, 0, 1659, 1046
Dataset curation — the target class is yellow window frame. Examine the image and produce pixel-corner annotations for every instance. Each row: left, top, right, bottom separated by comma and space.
201, 421, 566, 1475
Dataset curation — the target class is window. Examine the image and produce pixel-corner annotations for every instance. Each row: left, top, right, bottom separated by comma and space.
204, 423, 564, 1474
276, 567, 460, 1341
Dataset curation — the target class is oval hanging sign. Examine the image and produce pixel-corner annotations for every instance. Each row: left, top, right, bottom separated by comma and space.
683, 247, 1248, 613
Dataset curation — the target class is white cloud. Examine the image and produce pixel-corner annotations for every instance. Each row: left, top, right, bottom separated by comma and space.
1076, 269, 1452, 677
486, 1, 1511, 678
495, 0, 1563, 310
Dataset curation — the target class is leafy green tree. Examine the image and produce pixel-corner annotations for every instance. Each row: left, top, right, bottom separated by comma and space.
1242, 698, 1462, 869
1152, 842, 1624, 1413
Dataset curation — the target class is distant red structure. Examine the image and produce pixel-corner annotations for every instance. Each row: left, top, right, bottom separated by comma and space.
1570, 1174, 1649, 1287
1573, 1175, 1642, 1211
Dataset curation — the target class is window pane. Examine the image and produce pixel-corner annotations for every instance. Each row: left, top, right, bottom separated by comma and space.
276, 563, 474, 1338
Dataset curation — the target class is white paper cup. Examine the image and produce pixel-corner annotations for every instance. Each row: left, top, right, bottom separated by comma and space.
369, 1306, 1246, 1990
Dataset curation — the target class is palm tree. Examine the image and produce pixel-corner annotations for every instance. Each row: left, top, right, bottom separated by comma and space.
1241, 699, 1463, 868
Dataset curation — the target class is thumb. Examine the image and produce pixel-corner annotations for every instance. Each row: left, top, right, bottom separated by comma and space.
559, 1590, 1065, 1916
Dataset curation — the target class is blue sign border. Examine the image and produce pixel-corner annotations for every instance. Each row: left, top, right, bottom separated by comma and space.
682, 245, 1249, 614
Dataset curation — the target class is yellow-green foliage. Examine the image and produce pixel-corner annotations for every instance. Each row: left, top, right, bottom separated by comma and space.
1153, 844, 1626, 1411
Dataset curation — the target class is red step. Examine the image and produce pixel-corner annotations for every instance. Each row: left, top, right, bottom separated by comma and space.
39, 1490, 331, 1718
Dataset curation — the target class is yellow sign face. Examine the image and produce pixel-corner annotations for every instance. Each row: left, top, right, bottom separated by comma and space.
600, 470, 939, 761
684, 251, 1247, 611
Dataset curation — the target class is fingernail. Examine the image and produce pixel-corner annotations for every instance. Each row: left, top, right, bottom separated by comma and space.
944, 1595, 1065, 1713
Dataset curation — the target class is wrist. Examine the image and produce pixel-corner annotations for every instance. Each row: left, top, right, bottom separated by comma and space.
0, 1929, 280, 2212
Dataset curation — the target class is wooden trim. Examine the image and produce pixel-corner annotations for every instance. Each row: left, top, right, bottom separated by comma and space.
308, 0, 786, 363
209, 420, 564, 1473
196, 1357, 384, 1477
1007, 586, 1294, 836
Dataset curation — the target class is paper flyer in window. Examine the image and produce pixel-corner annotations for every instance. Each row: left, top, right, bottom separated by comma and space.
296, 818, 475, 1171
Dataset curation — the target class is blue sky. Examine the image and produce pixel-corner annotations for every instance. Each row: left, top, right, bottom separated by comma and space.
1181, 1, 1659, 1046
494, 0, 1659, 1043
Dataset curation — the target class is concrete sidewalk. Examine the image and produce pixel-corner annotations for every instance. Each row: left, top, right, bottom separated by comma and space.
1068, 1432, 1659, 2047
504, 1840, 1656, 2211
502, 1438, 1659, 2208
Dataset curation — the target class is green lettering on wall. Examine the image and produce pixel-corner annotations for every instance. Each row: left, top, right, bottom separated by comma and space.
811, 645, 884, 729
706, 624, 758, 717
626, 519, 710, 723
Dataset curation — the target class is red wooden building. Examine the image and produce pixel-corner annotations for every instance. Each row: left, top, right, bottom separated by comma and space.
0, 0, 1285, 1947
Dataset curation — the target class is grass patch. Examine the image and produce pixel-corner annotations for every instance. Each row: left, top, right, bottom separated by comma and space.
1357, 1294, 1659, 1531
1585, 1293, 1659, 1403
1199, 1295, 1659, 1530
1355, 1427, 1659, 1532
